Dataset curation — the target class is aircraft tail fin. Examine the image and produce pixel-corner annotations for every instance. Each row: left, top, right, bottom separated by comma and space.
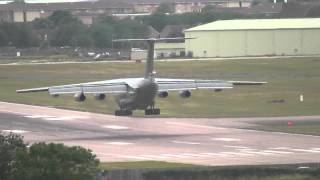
113, 37, 195, 79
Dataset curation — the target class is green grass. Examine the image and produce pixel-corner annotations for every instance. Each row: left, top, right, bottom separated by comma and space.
100, 161, 320, 180
250, 120, 320, 136
0, 57, 320, 118
100, 161, 196, 170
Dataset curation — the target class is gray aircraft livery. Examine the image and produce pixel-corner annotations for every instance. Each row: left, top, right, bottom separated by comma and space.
17, 38, 266, 116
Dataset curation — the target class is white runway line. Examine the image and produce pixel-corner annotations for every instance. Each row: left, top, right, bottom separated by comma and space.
172, 141, 201, 145
200, 153, 232, 157
262, 150, 294, 154
270, 147, 320, 153
95, 152, 115, 156
224, 145, 250, 149
141, 155, 168, 159
269, 147, 291, 150
290, 149, 320, 153
240, 150, 277, 156
118, 155, 153, 160
25, 115, 88, 121
25, 115, 54, 118
220, 152, 255, 156
43, 117, 76, 121
105, 142, 133, 146
165, 121, 226, 130
103, 125, 129, 130
160, 154, 190, 158
212, 138, 241, 142
2, 129, 29, 134
179, 153, 209, 157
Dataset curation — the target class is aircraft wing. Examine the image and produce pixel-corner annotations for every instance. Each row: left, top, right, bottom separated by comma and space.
156, 78, 267, 91
16, 78, 143, 95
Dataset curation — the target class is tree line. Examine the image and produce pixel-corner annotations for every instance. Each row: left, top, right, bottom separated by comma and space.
0, 5, 271, 48
0, 10, 149, 48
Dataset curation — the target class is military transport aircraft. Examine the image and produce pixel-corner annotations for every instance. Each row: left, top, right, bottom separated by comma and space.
17, 38, 266, 116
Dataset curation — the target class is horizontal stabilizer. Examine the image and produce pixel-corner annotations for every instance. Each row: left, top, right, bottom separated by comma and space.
113, 37, 195, 42
17, 87, 49, 93
229, 81, 267, 85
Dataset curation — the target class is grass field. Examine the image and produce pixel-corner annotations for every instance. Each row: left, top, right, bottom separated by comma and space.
100, 161, 320, 180
0, 57, 320, 118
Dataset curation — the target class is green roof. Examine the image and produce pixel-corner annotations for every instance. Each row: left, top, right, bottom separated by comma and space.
185, 18, 320, 32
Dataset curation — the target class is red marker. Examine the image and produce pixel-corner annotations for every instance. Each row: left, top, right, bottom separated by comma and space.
287, 121, 294, 126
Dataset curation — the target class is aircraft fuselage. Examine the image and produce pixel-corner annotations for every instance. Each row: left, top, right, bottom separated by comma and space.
116, 79, 158, 110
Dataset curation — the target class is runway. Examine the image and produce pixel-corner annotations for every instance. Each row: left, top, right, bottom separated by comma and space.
1, 101, 320, 166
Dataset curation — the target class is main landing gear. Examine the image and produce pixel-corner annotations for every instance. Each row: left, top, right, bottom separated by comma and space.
115, 109, 132, 116
114, 104, 160, 116
144, 104, 160, 115
145, 108, 160, 115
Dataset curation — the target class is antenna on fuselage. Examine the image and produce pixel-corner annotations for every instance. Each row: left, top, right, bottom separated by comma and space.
113, 37, 194, 79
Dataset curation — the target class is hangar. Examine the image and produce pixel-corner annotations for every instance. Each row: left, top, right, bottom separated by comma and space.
184, 18, 320, 58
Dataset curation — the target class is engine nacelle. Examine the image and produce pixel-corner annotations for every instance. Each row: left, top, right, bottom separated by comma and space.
74, 92, 86, 102
179, 90, 191, 98
94, 93, 106, 100
158, 91, 168, 98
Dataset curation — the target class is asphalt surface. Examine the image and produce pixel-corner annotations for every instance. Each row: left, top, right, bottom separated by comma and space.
1, 101, 320, 166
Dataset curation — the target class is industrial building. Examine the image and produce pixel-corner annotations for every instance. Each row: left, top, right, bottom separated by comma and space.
184, 18, 320, 57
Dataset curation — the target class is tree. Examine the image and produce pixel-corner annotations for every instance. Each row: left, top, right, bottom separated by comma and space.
251, 0, 261, 6
33, 18, 54, 29
13, 143, 100, 180
48, 11, 93, 47
140, 13, 169, 31
49, 10, 76, 26
0, 133, 26, 180
91, 23, 114, 47
114, 18, 148, 39
155, 3, 174, 14
16, 24, 40, 47
201, 5, 215, 13
51, 21, 92, 47
0, 22, 39, 47
0, 29, 9, 46
91, 16, 148, 48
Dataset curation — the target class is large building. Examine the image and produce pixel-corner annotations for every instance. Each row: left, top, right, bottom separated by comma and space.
184, 18, 320, 57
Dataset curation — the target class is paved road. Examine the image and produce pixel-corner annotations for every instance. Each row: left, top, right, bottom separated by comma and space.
1, 101, 320, 166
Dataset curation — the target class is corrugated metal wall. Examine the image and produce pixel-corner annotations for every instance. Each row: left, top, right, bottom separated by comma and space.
185, 29, 320, 57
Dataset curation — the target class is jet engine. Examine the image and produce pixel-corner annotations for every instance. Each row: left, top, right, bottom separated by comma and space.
74, 92, 86, 102
158, 91, 168, 98
94, 93, 106, 100
179, 90, 191, 98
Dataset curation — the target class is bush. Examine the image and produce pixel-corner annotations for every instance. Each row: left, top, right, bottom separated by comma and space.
0, 133, 26, 180
0, 133, 100, 180
13, 142, 100, 180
